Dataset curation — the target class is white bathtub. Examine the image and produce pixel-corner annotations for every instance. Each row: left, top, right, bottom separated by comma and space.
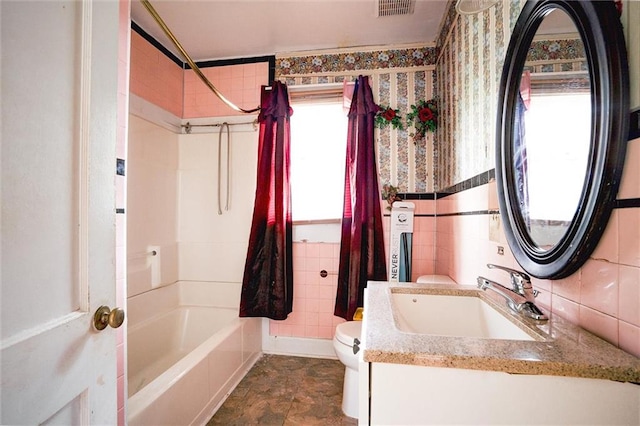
127, 281, 262, 426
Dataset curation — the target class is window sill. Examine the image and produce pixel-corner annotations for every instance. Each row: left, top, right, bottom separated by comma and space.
292, 219, 342, 243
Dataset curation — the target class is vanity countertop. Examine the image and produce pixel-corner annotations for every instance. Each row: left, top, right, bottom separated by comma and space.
362, 281, 640, 383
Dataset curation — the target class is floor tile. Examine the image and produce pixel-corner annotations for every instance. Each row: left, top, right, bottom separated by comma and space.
207, 354, 357, 426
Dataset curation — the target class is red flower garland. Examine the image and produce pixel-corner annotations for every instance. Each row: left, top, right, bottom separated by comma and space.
407, 99, 437, 141
374, 106, 404, 130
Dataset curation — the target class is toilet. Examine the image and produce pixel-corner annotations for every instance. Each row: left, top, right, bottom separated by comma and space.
332, 276, 453, 419
333, 320, 362, 419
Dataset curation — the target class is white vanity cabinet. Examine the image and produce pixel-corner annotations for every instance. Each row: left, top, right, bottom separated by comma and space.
366, 362, 640, 425
361, 282, 640, 425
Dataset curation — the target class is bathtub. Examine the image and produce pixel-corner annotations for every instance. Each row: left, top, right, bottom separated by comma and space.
127, 281, 262, 426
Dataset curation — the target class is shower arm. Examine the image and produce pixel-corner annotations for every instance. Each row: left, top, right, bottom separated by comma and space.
140, 0, 261, 114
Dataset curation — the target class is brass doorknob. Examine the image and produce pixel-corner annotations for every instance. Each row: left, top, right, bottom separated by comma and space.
94, 306, 125, 330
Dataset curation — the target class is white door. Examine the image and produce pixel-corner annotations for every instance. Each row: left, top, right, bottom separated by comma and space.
1, 1, 121, 424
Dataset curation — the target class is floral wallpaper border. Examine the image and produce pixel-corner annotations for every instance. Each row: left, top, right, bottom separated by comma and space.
276, 46, 437, 76
528, 38, 585, 62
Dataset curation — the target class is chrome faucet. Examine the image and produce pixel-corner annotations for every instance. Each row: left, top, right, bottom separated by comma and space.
487, 264, 538, 301
477, 264, 548, 321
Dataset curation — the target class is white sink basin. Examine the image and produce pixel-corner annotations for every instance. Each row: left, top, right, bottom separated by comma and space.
390, 292, 535, 341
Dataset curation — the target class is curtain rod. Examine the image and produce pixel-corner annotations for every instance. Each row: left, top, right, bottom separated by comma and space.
141, 0, 260, 114
182, 120, 258, 134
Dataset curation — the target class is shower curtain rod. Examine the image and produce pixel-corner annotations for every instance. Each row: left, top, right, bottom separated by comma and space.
182, 119, 258, 134
141, 0, 260, 114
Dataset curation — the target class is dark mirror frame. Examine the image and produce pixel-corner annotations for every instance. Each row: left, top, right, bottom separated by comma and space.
496, 0, 629, 279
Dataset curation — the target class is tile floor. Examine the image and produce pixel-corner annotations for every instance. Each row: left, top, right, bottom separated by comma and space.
207, 354, 358, 425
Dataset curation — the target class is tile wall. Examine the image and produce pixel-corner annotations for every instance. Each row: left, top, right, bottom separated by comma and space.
183, 63, 267, 118
129, 31, 183, 117
129, 30, 439, 343
127, 114, 179, 298
129, 27, 268, 120
270, 242, 344, 338
435, 153, 640, 357
406, 200, 437, 279
434, 0, 640, 357
271, 200, 436, 337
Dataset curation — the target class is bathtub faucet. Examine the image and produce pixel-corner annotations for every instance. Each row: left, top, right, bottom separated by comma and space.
477, 267, 548, 321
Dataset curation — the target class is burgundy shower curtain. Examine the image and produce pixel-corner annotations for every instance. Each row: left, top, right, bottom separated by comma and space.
240, 81, 294, 320
334, 75, 387, 321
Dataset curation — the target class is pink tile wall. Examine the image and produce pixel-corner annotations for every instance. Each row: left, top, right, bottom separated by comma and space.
383, 200, 438, 281
270, 199, 436, 340
117, 1, 130, 425
436, 137, 640, 357
269, 242, 345, 338
129, 32, 183, 117
411, 200, 437, 279
183, 63, 268, 118
129, 30, 267, 119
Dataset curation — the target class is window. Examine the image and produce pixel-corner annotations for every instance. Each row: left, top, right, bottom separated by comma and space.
524, 92, 591, 222
289, 101, 348, 222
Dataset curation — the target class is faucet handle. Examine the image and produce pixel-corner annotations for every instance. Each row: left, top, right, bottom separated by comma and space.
486, 264, 531, 286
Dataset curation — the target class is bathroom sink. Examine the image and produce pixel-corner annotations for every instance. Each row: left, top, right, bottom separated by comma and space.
390, 291, 535, 341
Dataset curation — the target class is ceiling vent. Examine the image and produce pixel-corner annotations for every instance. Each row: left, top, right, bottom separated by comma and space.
376, 0, 415, 17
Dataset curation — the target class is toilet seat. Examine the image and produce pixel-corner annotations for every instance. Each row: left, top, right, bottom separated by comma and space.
335, 321, 362, 346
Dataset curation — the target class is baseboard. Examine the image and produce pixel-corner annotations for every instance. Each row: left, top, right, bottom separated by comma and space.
261, 319, 337, 359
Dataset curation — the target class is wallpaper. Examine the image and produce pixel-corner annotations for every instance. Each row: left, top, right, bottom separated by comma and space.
273, 1, 584, 193
276, 46, 437, 193
435, 0, 527, 190
526, 37, 587, 73
276, 47, 437, 75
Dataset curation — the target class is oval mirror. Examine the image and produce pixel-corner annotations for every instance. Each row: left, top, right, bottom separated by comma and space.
496, 0, 629, 279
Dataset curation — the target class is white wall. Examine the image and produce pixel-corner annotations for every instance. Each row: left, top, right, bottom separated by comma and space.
177, 128, 259, 283
127, 113, 260, 298
127, 115, 179, 296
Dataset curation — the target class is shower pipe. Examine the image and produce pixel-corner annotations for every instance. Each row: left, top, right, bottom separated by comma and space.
218, 123, 231, 215
140, 0, 260, 114
181, 119, 258, 216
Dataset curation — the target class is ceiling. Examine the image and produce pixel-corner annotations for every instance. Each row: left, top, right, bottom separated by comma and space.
130, 0, 450, 62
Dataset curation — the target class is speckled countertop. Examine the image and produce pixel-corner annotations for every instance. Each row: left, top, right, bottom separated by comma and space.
362, 281, 640, 383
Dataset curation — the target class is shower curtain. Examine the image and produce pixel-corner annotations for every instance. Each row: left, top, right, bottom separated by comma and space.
239, 81, 294, 320
334, 75, 387, 321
